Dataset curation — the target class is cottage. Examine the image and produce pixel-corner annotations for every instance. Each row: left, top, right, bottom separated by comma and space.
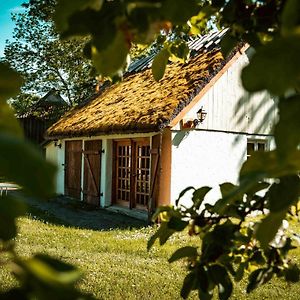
45, 31, 276, 218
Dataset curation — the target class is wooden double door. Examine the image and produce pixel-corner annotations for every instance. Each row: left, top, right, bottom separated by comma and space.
113, 139, 151, 210
64, 140, 102, 205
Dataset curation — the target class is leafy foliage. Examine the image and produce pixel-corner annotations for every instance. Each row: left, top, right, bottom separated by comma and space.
0, 0, 300, 299
53, 0, 208, 80
8, 93, 40, 117
241, 36, 300, 94
3, 0, 96, 106
0, 61, 91, 298
0, 63, 23, 102
152, 48, 170, 81
148, 181, 299, 299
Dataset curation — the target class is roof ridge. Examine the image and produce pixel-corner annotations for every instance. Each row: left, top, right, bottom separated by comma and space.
127, 29, 228, 73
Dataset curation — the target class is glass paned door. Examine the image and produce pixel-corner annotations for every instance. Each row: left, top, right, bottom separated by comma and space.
115, 141, 131, 206
113, 139, 150, 210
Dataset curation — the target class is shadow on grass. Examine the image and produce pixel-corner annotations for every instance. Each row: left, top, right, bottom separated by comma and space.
27, 204, 71, 227
12, 191, 148, 231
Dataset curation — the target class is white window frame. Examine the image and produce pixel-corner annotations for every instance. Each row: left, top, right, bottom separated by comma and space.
247, 139, 268, 160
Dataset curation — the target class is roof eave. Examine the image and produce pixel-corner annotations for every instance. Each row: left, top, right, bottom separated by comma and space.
45, 126, 163, 140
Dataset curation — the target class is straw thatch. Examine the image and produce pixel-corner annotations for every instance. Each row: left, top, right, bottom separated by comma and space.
46, 49, 227, 139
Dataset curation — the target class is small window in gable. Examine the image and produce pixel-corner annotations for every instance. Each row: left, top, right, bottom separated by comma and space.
247, 140, 267, 159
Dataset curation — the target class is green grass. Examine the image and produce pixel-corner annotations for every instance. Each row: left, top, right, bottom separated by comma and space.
1, 214, 300, 299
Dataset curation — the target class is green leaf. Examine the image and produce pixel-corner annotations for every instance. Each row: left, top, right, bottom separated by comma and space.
208, 264, 233, 300
34, 254, 79, 274
161, 0, 199, 25
0, 102, 23, 138
168, 246, 198, 263
280, 237, 297, 256
151, 205, 173, 222
220, 183, 238, 199
15, 254, 81, 290
220, 33, 237, 58
62, 5, 117, 49
151, 48, 170, 81
240, 150, 300, 183
235, 263, 247, 282
0, 196, 27, 241
0, 288, 27, 300
0, 63, 23, 102
180, 271, 197, 299
202, 222, 239, 262
246, 268, 264, 293
198, 288, 213, 300
212, 0, 226, 8
214, 179, 268, 215
175, 186, 195, 206
213, 183, 242, 215
158, 224, 176, 245
241, 35, 300, 95
275, 95, 300, 157
167, 216, 188, 231
246, 268, 273, 293
192, 186, 211, 209
189, 5, 215, 34
92, 26, 117, 52
249, 251, 266, 266
14, 254, 91, 299
169, 40, 190, 63
0, 133, 56, 197
246, 181, 270, 198
196, 265, 210, 293
222, 0, 238, 23
92, 30, 129, 77
54, 0, 103, 32
255, 211, 286, 249
281, 0, 300, 35
284, 264, 300, 282
147, 222, 175, 250
268, 175, 300, 212
242, 32, 262, 49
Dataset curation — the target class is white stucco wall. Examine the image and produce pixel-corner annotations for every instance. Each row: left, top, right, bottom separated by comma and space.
45, 141, 64, 195
170, 50, 277, 207
45, 142, 57, 165
170, 130, 273, 207
101, 139, 112, 207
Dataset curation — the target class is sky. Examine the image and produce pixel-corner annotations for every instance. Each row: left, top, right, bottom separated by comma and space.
0, 0, 26, 57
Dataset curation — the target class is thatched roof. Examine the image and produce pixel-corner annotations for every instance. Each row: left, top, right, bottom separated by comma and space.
46, 49, 228, 139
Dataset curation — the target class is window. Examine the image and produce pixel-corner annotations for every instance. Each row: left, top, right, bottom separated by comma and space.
247, 140, 267, 159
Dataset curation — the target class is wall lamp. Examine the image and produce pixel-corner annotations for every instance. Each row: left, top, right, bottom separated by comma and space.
54, 141, 62, 148
193, 107, 207, 126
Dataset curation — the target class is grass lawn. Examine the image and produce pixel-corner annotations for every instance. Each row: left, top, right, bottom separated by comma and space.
1, 208, 300, 299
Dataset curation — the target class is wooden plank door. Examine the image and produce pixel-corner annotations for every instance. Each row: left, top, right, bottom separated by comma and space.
65, 140, 82, 199
83, 140, 102, 206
